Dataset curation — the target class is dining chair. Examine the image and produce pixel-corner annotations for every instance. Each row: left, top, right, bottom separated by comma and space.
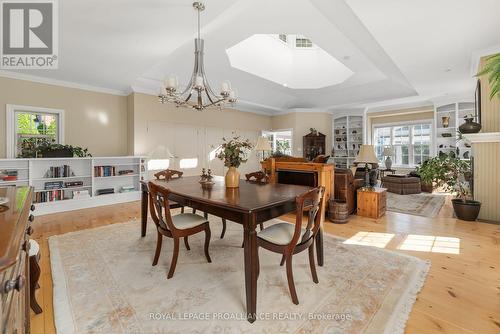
257, 186, 325, 305
149, 182, 212, 279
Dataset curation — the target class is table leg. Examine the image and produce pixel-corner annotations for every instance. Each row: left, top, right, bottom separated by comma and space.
243, 213, 258, 323
141, 185, 148, 237
315, 228, 324, 267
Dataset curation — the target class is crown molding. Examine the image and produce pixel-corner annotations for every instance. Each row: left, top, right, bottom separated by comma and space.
0, 70, 128, 96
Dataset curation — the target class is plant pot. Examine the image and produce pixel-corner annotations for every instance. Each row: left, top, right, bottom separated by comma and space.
41, 148, 73, 158
452, 199, 481, 221
458, 118, 481, 134
421, 182, 434, 193
225, 166, 240, 188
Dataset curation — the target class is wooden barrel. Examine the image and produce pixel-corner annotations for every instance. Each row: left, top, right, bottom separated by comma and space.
328, 200, 349, 224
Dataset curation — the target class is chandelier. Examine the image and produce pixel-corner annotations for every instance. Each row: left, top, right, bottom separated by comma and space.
158, 2, 237, 110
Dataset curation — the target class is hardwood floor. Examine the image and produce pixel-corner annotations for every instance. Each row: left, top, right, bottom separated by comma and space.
30, 198, 500, 334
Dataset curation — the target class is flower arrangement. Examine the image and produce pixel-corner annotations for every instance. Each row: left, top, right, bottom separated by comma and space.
216, 134, 253, 168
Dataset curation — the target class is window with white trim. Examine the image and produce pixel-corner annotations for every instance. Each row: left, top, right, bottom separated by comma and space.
373, 123, 431, 167
6, 105, 64, 158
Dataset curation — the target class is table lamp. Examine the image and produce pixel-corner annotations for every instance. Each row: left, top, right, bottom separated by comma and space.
254, 136, 272, 161
354, 145, 379, 189
383, 146, 394, 170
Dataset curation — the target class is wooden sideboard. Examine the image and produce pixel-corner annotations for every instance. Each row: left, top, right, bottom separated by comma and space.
0, 186, 34, 334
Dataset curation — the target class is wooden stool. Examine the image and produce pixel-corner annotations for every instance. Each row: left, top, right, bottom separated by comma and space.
29, 239, 42, 314
328, 200, 349, 224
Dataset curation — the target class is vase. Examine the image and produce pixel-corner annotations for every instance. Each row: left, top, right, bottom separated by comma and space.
441, 116, 450, 128
225, 166, 240, 188
458, 118, 481, 134
385, 156, 392, 170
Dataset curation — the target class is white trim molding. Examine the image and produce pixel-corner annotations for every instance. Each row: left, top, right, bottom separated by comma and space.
6, 104, 65, 158
463, 132, 500, 143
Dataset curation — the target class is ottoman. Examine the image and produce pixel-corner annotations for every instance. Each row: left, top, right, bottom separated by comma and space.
381, 175, 421, 195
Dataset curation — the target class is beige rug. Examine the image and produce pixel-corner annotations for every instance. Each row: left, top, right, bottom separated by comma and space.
49, 215, 430, 334
386, 192, 446, 218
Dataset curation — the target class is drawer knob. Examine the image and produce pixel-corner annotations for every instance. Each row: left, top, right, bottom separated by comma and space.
4, 275, 25, 293
28, 214, 35, 222
31, 204, 36, 211
26, 226, 33, 236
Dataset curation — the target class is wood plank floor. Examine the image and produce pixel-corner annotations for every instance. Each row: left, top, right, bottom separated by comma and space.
30, 198, 500, 334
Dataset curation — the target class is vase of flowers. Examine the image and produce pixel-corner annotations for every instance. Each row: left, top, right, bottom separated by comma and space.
216, 134, 253, 188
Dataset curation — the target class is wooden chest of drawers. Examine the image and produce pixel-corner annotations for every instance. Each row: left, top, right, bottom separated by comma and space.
356, 187, 387, 219
0, 187, 34, 334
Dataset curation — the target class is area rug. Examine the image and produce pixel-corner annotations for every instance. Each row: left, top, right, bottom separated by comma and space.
386, 192, 446, 218
49, 215, 430, 334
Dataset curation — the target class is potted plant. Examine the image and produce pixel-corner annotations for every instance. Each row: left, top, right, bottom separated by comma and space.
216, 134, 253, 188
416, 155, 448, 192
442, 155, 481, 221
18, 139, 92, 158
476, 52, 500, 100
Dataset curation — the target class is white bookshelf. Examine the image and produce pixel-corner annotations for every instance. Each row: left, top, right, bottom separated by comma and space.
332, 115, 364, 168
0, 156, 147, 216
434, 102, 474, 160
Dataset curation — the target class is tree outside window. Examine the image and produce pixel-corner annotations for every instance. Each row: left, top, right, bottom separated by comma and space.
16, 112, 59, 157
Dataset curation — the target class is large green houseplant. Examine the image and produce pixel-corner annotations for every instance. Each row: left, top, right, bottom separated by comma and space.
415, 154, 448, 192
476, 53, 500, 100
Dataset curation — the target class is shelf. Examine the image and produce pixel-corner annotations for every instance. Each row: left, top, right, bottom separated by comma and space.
0, 167, 29, 170
94, 163, 140, 167
32, 175, 92, 181
34, 186, 92, 192
0, 179, 29, 185
94, 174, 139, 179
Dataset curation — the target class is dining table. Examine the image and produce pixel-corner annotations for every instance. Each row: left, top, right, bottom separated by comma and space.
141, 175, 325, 322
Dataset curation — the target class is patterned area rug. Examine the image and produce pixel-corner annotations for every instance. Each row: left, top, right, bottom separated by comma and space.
49, 215, 430, 334
386, 193, 446, 218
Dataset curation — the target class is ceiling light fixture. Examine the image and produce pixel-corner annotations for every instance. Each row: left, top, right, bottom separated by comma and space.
158, 2, 237, 110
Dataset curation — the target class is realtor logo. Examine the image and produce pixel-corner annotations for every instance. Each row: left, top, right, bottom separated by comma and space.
1, 0, 58, 69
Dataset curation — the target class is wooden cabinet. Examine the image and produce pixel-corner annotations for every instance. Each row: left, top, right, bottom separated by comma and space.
303, 131, 326, 161
0, 186, 34, 334
357, 188, 387, 219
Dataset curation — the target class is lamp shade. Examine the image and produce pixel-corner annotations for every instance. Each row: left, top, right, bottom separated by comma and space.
354, 145, 379, 164
148, 145, 175, 159
254, 136, 272, 151
383, 146, 394, 156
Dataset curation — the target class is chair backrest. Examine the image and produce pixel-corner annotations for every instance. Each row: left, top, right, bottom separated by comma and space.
290, 186, 325, 247
245, 171, 269, 183
154, 169, 183, 181
148, 182, 176, 232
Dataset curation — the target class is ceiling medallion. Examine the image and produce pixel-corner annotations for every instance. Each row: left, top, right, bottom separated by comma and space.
158, 2, 237, 110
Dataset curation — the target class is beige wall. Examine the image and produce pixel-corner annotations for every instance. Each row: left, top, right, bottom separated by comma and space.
478, 57, 500, 132
366, 107, 434, 144
473, 142, 500, 222
131, 93, 272, 156
271, 112, 332, 157
0, 76, 128, 157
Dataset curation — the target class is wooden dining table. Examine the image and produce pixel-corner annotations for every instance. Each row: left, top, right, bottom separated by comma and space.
141, 176, 324, 322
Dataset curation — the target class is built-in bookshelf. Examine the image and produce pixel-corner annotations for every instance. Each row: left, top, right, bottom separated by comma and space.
332, 115, 364, 168
434, 102, 474, 160
0, 156, 147, 215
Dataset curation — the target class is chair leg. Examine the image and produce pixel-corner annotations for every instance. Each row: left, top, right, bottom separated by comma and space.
220, 219, 227, 239
256, 246, 260, 280
204, 225, 212, 263
308, 244, 319, 284
152, 232, 163, 266
280, 254, 286, 266
192, 208, 196, 214
285, 254, 299, 305
259, 223, 264, 231
181, 207, 185, 213
204, 212, 208, 219
184, 236, 190, 250
167, 237, 180, 279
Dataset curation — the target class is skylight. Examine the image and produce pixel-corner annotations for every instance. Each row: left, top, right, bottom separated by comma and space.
226, 34, 353, 89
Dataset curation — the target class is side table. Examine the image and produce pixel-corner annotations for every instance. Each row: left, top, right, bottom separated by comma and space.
357, 187, 387, 219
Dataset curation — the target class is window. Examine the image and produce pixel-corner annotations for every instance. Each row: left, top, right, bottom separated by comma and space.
373, 122, 432, 167
295, 38, 312, 48
262, 129, 293, 156
6, 105, 64, 158
278, 34, 287, 43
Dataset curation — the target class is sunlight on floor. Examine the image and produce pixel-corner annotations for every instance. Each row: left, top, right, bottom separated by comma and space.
398, 234, 460, 254
343, 232, 395, 248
